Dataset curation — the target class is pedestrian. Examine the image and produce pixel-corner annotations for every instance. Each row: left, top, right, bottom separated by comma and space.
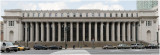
73, 45, 75, 49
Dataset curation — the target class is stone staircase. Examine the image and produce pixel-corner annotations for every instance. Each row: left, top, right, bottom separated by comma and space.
14, 41, 150, 48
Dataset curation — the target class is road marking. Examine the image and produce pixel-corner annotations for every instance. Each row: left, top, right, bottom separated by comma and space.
50, 49, 91, 55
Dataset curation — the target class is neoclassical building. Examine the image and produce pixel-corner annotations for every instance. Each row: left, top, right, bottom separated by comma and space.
2, 9, 159, 44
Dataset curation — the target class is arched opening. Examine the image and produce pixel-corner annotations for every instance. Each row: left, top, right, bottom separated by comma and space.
9, 31, 14, 41
147, 30, 151, 42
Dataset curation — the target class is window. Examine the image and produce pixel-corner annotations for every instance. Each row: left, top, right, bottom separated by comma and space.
104, 13, 106, 17
126, 13, 128, 17
43, 13, 45, 17
67, 13, 69, 17
110, 13, 112, 17
86, 13, 88, 17
33, 13, 35, 17
55, 13, 57, 17
49, 13, 51, 17
73, 13, 76, 17
136, 13, 138, 17
121, 13, 123, 17
38, 13, 40, 17
22, 13, 24, 17
9, 21, 14, 26
146, 21, 152, 26
27, 13, 29, 17
131, 13, 133, 17
98, 13, 100, 17
80, 13, 82, 17
115, 13, 118, 17
61, 13, 63, 17
92, 13, 94, 17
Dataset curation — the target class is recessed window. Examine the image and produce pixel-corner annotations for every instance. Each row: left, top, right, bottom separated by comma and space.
92, 13, 94, 17
115, 13, 118, 17
86, 13, 88, 17
67, 13, 69, 17
98, 13, 100, 17
126, 13, 128, 17
131, 13, 133, 17
49, 13, 51, 17
80, 13, 82, 17
27, 13, 29, 17
104, 13, 106, 17
22, 13, 24, 17
110, 13, 112, 17
55, 13, 57, 17
146, 21, 152, 26
136, 13, 138, 17
73, 13, 76, 17
121, 13, 123, 17
38, 13, 40, 17
43, 13, 45, 17
33, 13, 35, 17
9, 21, 14, 26
61, 13, 63, 17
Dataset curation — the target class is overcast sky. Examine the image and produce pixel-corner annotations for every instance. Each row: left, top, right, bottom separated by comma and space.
0, 0, 159, 25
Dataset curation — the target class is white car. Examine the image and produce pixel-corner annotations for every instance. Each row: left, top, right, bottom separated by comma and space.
102, 45, 117, 49
1, 42, 18, 52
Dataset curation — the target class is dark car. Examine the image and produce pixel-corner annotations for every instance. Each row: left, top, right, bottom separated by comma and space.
131, 43, 145, 49
145, 44, 159, 49
102, 45, 117, 49
33, 44, 48, 50
48, 45, 62, 50
117, 44, 130, 49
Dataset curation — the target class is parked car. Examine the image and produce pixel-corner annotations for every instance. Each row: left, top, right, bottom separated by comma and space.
117, 44, 130, 49
102, 45, 117, 49
1, 42, 18, 52
33, 44, 48, 50
131, 43, 145, 49
24, 47, 30, 50
145, 44, 159, 49
48, 45, 62, 50
15, 45, 25, 51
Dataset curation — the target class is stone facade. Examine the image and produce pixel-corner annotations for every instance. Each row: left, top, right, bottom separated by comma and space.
1, 9, 159, 44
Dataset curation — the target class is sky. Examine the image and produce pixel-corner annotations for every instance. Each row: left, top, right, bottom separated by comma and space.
0, 0, 159, 25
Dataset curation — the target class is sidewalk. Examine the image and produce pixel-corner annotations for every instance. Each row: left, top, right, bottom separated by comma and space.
62, 47, 102, 50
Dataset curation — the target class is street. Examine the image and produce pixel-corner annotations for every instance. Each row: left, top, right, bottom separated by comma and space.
1, 48, 159, 55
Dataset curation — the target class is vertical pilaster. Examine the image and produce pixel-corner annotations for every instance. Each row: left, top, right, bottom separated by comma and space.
89, 22, 91, 41
106, 22, 109, 41
46, 22, 50, 42
95, 22, 97, 42
76, 22, 79, 41
83, 22, 85, 41
52, 22, 55, 42
112, 22, 115, 41
35, 22, 39, 42
64, 22, 67, 41
30, 22, 33, 42
41, 22, 44, 42
25, 22, 28, 42
122, 22, 126, 41
100, 22, 103, 42
70, 22, 73, 42
132, 22, 136, 41
117, 22, 120, 41
127, 22, 131, 41
58, 22, 61, 42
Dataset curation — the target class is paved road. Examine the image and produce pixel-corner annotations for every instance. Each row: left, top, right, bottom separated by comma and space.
1, 49, 159, 55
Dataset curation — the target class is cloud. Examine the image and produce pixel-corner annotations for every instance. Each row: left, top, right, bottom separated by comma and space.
69, 0, 81, 2
78, 2, 124, 10
20, 3, 37, 10
38, 2, 68, 10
